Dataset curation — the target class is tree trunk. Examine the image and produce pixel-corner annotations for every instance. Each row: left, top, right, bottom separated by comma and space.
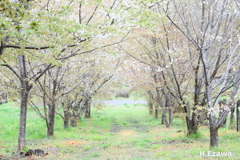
18, 83, 30, 150
84, 100, 91, 119
237, 100, 240, 132
47, 103, 56, 136
219, 100, 227, 127
148, 102, 153, 115
154, 106, 158, 119
209, 112, 218, 147
230, 106, 235, 129
191, 108, 199, 133
210, 127, 218, 148
18, 55, 32, 151
219, 110, 227, 127
230, 107, 235, 123
186, 117, 194, 135
168, 107, 173, 127
161, 108, 166, 124
70, 117, 78, 127
183, 103, 198, 135
64, 110, 70, 129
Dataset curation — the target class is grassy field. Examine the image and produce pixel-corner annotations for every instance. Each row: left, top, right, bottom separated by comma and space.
0, 101, 239, 160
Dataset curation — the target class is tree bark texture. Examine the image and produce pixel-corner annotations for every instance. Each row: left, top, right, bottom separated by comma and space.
70, 116, 78, 127
84, 99, 91, 119
168, 107, 173, 127
183, 103, 198, 135
47, 103, 56, 136
64, 110, 70, 129
18, 55, 32, 150
154, 106, 158, 119
148, 102, 153, 115
161, 108, 167, 125
237, 100, 240, 132
210, 127, 218, 148
18, 83, 30, 150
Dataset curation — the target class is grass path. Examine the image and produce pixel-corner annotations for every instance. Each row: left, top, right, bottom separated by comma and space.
0, 103, 240, 159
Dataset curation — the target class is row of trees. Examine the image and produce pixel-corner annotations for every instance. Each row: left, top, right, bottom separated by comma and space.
123, 0, 240, 148
0, 0, 239, 150
0, 0, 146, 150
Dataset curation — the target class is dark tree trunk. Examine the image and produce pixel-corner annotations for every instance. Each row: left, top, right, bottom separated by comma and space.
183, 102, 198, 135
186, 117, 194, 135
84, 106, 91, 118
154, 106, 159, 119
47, 103, 56, 136
237, 100, 240, 132
210, 127, 218, 148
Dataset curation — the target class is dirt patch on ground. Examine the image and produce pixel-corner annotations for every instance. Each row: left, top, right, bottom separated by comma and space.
58, 140, 89, 146
117, 130, 137, 136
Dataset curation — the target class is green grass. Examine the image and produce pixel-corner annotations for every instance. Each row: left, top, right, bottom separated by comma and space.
0, 101, 240, 159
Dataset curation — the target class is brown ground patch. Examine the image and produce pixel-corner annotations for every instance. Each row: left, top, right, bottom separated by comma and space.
59, 140, 89, 146
117, 130, 137, 136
